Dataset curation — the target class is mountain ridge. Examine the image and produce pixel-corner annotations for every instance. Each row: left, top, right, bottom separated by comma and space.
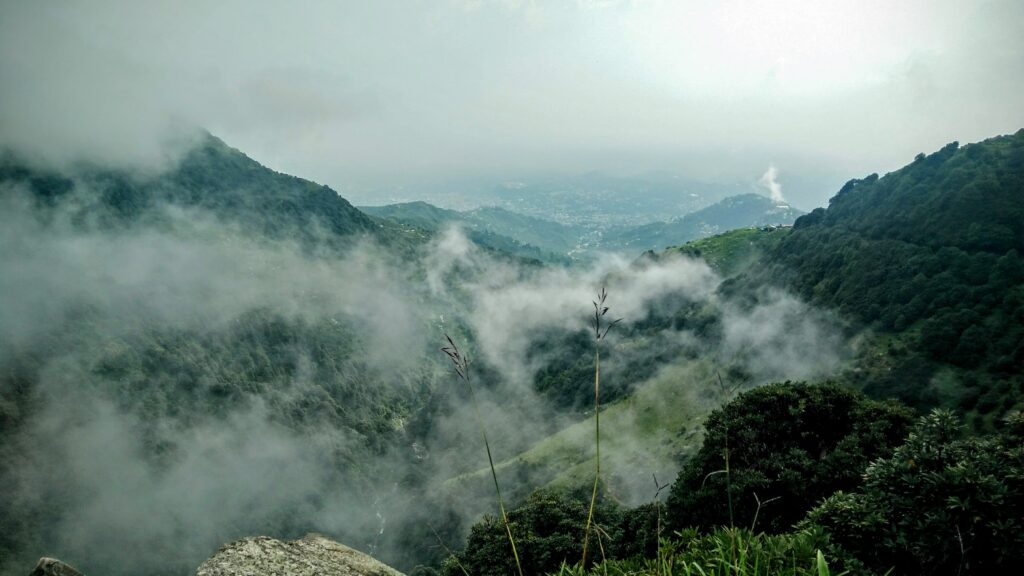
600, 192, 803, 251
0, 133, 416, 250
362, 193, 804, 258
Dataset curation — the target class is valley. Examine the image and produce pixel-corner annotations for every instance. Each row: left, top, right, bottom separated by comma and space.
2, 129, 1021, 575
3, 2, 1022, 573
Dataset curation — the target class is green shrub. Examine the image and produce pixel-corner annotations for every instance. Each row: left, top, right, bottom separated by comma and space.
442, 489, 672, 576
804, 409, 1024, 574
442, 489, 622, 576
666, 382, 913, 535
613, 502, 664, 561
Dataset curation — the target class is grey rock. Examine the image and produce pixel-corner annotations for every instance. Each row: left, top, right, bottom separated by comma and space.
29, 558, 84, 576
195, 534, 404, 576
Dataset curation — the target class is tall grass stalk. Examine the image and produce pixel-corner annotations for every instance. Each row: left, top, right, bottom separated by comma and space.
581, 344, 602, 566
582, 287, 621, 567
652, 474, 670, 576
441, 335, 524, 576
716, 372, 736, 532
714, 371, 742, 567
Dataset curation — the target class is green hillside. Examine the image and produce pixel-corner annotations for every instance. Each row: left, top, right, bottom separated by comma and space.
659, 226, 792, 277
466, 206, 585, 254
444, 359, 717, 505
649, 132, 1024, 423
360, 200, 463, 229
0, 133, 438, 256
742, 130, 1024, 423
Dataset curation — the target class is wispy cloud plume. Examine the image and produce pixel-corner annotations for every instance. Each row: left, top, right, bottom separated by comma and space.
759, 164, 786, 203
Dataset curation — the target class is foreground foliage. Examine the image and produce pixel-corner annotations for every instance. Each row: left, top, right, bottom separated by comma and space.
558, 528, 838, 576
440, 489, 658, 576
666, 382, 912, 535
450, 387, 1024, 575
805, 410, 1024, 575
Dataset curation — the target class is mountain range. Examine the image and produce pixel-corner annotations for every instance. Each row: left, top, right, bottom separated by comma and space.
362, 193, 803, 259
1, 128, 1022, 576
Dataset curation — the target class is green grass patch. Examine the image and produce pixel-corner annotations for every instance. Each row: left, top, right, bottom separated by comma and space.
667, 228, 789, 277
444, 360, 721, 503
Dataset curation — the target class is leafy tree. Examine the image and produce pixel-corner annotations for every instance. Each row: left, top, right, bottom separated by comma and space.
613, 502, 664, 561
805, 410, 1024, 575
666, 382, 913, 534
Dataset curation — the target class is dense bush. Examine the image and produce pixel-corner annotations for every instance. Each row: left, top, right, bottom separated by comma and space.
443, 489, 604, 576
804, 410, 1024, 575
442, 489, 664, 576
666, 382, 913, 535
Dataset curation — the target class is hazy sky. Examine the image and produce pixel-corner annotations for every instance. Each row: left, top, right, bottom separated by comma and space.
2, 0, 1022, 207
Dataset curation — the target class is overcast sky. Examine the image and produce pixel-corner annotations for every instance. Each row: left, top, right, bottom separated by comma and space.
2, 0, 1022, 208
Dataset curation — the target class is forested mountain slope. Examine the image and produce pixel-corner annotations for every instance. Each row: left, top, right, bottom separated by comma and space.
0, 133, 431, 252
0, 136, 445, 576
731, 130, 1024, 422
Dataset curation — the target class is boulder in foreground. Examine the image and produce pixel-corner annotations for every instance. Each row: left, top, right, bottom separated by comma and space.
195, 534, 404, 576
29, 558, 84, 576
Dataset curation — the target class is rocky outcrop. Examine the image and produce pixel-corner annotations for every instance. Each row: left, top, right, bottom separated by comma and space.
29, 558, 84, 576
195, 534, 404, 576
